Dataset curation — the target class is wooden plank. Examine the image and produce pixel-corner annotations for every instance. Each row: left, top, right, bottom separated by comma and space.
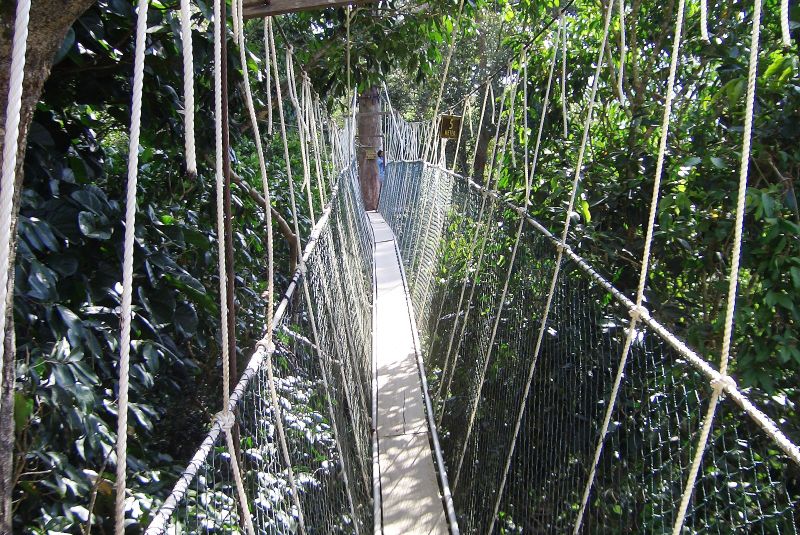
379, 434, 448, 535
243, 0, 371, 19
370, 213, 448, 535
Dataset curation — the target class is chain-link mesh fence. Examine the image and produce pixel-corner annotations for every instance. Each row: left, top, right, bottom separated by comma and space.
146, 165, 373, 534
379, 160, 800, 534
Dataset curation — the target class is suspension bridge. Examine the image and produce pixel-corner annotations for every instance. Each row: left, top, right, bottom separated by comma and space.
1, 0, 799, 532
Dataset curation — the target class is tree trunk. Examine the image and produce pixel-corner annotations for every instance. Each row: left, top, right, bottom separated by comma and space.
0, 1, 96, 530
471, 25, 491, 182
472, 83, 493, 183
357, 86, 380, 211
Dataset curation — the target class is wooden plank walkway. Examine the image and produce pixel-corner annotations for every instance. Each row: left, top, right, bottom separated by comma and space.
369, 212, 448, 535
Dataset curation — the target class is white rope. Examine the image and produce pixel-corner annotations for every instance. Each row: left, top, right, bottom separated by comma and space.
449, 82, 518, 473
0, 0, 30, 416
573, 0, 686, 529
267, 26, 308, 534
264, 19, 273, 135
179, 0, 197, 176
700, 0, 710, 42
781, 0, 791, 46
485, 28, 561, 533
436, 81, 504, 409
286, 58, 316, 224
469, 83, 492, 177
115, 0, 149, 532
231, 0, 240, 46
425, 0, 467, 163
453, 75, 521, 486
236, 0, 273, 388
672, 0, 763, 531
561, 13, 569, 139
451, 98, 469, 173
618, 0, 626, 100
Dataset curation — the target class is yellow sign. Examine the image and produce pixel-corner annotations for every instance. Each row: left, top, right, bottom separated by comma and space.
365, 148, 377, 160
439, 115, 462, 139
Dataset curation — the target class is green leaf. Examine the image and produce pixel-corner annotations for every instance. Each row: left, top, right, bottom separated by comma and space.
580, 199, 591, 223
77, 211, 112, 240
14, 392, 34, 429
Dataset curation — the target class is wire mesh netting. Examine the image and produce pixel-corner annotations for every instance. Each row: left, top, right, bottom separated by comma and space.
379, 160, 800, 534
146, 165, 373, 534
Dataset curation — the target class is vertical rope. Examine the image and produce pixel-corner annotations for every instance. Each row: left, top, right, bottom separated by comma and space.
561, 13, 569, 138
435, 82, 492, 407
267, 25, 309, 534
346, 5, 352, 105
286, 59, 316, 224
451, 98, 469, 173
264, 19, 273, 135
424, 0, 467, 163
671, 0, 762, 531
179, 0, 196, 176
115, 0, 149, 532
572, 0, 686, 529
485, 34, 561, 533
781, 0, 791, 46
0, 0, 30, 415
700, 0, 710, 42
618, 0, 626, 100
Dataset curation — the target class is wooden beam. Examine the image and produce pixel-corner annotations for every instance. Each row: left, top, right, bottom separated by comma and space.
243, 0, 371, 19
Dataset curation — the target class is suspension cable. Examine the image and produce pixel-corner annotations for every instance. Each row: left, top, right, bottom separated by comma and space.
0, 0, 30, 416
671, 0, 763, 531
572, 0, 687, 528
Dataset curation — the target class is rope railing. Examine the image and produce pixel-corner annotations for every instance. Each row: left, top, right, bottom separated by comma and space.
380, 159, 800, 533
145, 163, 374, 534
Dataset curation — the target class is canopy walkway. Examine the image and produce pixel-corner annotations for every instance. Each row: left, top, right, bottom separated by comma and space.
122, 0, 800, 531
2, 0, 798, 532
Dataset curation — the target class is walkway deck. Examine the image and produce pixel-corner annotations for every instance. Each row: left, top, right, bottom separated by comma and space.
369, 212, 448, 535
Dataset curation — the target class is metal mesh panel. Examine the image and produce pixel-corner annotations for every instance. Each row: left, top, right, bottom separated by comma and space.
146, 166, 373, 534
379, 160, 800, 534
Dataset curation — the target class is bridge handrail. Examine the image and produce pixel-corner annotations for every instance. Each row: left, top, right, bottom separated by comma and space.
145, 165, 352, 534
391, 159, 800, 468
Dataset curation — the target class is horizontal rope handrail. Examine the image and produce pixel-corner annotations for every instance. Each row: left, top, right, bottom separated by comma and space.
394, 158, 800, 468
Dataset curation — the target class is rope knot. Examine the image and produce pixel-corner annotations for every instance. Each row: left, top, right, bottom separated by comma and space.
711, 374, 737, 393
215, 410, 237, 432
256, 338, 275, 354
298, 262, 308, 276
629, 305, 649, 322
556, 241, 570, 255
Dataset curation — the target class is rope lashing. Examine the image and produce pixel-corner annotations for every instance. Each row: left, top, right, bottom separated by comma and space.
573, 0, 686, 528
115, 0, 149, 532
179, 0, 196, 176
0, 0, 30, 416
671, 0, 763, 531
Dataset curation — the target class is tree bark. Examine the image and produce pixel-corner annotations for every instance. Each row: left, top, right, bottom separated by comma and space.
472, 82, 493, 183
357, 86, 380, 211
471, 26, 491, 182
0, 2, 96, 530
